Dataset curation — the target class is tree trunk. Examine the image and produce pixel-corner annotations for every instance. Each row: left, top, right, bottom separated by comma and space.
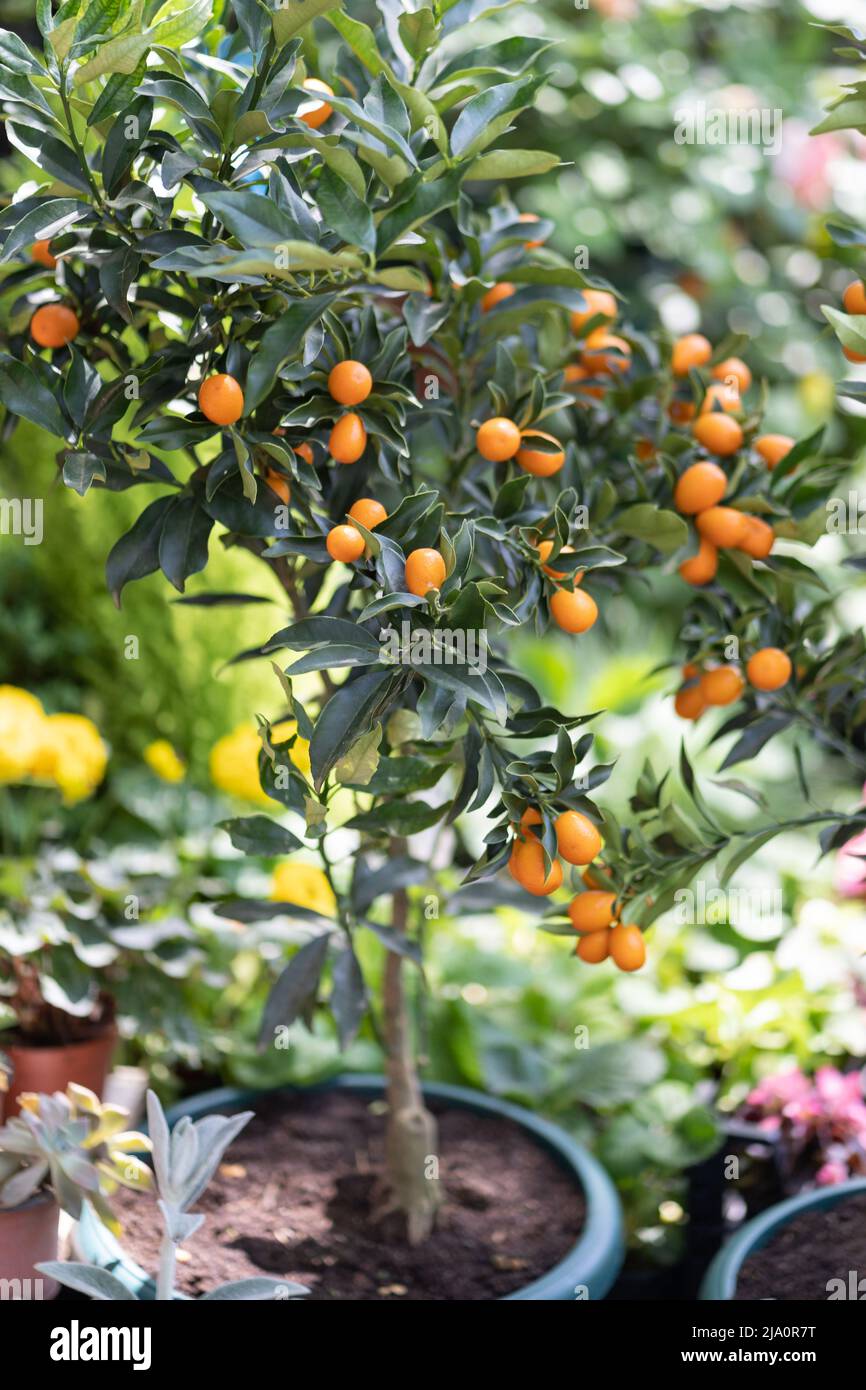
381, 883, 442, 1244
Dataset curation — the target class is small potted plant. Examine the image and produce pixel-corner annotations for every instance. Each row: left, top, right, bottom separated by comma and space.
52, 1091, 307, 1302
0, 1082, 150, 1297
701, 1066, 866, 1299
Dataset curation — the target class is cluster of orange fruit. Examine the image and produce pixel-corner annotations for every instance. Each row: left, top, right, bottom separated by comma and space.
565, 288, 630, 397
841, 280, 866, 363
674, 647, 793, 721
472, 418, 599, 635
508, 808, 645, 969
665, 342, 793, 586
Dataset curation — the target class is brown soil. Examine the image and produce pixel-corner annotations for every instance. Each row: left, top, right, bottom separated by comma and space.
735, 1192, 866, 1300
113, 1089, 585, 1301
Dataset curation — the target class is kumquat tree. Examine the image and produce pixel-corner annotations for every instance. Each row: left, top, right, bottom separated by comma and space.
1, 0, 866, 1296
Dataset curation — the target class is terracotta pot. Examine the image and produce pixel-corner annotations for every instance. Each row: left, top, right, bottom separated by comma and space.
2, 1028, 117, 1119
0, 1197, 59, 1299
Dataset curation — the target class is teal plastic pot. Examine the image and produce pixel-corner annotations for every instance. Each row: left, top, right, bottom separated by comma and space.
700, 1176, 866, 1299
78, 1074, 624, 1301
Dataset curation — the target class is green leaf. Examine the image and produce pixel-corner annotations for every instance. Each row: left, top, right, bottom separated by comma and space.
74, 29, 151, 84
245, 292, 337, 410
465, 148, 559, 180
335, 723, 382, 785
316, 165, 375, 255
219, 815, 304, 855
615, 504, 688, 555
157, 495, 213, 593
272, 0, 343, 45
326, 10, 388, 75
257, 933, 332, 1049
62, 450, 106, 495
330, 945, 367, 1049
822, 305, 866, 357
105, 494, 175, 606
450, 76, 539, 157
0, 356, 70, 438
346, 799, 447, 834
264, 615, 380, 653
0, 198, 88, 265
310, 667, 401, 789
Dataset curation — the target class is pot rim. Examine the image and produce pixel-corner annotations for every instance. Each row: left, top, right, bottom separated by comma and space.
77, 1072, 624, 1302
0, 1023, 118, 1055
0, 1189, 56, 1217
699, 1175, 866, 1299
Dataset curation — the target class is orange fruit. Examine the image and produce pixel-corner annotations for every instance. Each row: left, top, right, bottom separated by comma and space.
746, 647, 792, 691
700, 381, 740, 414
294, 441, 314, 465
674, 683, 706, 720
700, 666, 744, 706
264, 469, 291, 504
405, 547, 446, 596
30, 303, 79, 349
843, 281, 866, 315
329, 412, 367, 464
576, 930, 610, 964
695, 506, 747, 548
668, 397, 696, 425
568, 891, 617, 933
326, 524, 365, 563
674, 461, 727, 514
843, 345, 866, 363
570, 288, 617, 334
198, 373, 244, 426
635, 438, 657, 462
609, 923, 646, 972
671, 333, 712, 376
516, 429, 565, 477
476, 416, 521, 462
328, 360, 372, 407
298, 78, 333, 128
692, 412, 743, 456
518, 212, 543, 249
581, 330, 631, 376
348, 497, 387, 530
536, 541, 580, 581
712, 356, 752, 394
678, 538, 718, 586
737, 515, 774, 559
754, 434, 794, 470
518, 806, 542, 833
682, 663, 700, 680
31, 239, 57, 269
582, 864, 612, 890
555, 809, 603, 865
509, 837, 563, 896
550, 587, 598, 634
481, 282, 515, 313
564, 363, 605, 400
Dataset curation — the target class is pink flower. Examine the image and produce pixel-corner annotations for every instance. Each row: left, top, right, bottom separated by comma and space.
747, 1068, 811, 1111
816, 1161, 848, 1186
834, 827, 866, 898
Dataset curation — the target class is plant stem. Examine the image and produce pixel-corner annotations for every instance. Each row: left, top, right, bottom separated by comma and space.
381, 842, 442, 1244
156, 1235, 176, 1301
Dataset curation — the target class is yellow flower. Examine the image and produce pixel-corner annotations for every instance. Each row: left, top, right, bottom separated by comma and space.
271, 861, 336, 916
144, 739, 186, 783
0, 685, 45, 782
32, 714, 108, 804
209, 721, 310, 804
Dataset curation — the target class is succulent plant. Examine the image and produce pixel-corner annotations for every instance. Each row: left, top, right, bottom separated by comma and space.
0, 1083, 151, 1227
39, 1091, 308, 1301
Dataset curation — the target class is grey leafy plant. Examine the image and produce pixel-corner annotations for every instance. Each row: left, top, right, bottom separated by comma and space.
38, 1090, 308, 1301
0, 1083, 151, 1225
